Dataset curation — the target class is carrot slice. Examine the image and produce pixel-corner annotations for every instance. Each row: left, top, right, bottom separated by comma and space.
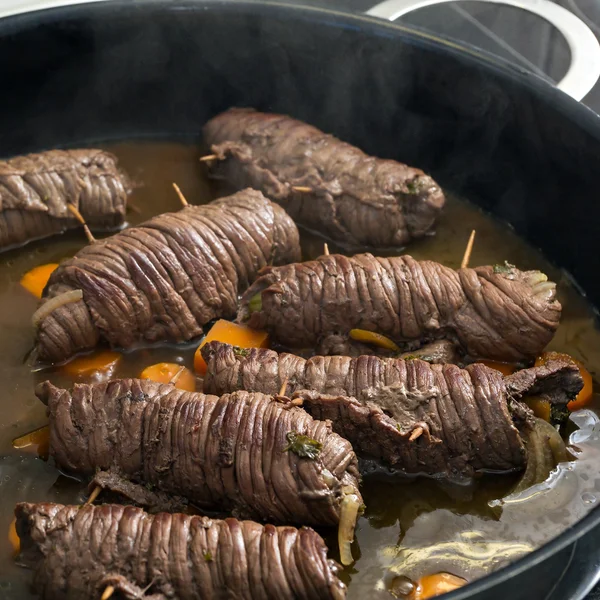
411, 573, 467, 599
62, 350, 122, 380
12, 425, 49, 449
479, 360, 517, 376
8, 517, 19, 556
140, 363, 196, 392
194, 320, 269, 376
525, 397, 551, 422
13, 425, 50, 459
20, 263, 59, 298
349, 329, 401, 352
535, 352, 593, 411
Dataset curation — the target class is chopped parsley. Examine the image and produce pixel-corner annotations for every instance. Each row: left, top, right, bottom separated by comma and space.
406, 179, 421, 194
551, 404, 570, 428
493, 261, 516, 274
284, 431, 322, 460
417, 355, 435, 363
232, 347, 250, 358
247, 293, 262, 314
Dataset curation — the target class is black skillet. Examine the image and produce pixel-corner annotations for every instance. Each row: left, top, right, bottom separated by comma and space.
1, 1, 600, 598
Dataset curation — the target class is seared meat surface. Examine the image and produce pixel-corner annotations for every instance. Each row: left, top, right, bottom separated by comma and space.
204, 108, 445, 248
34, 189, 300, 364
36, 379, 362, 527
0, 149, 129, 250
16, 502, 346, 600
239, 253, 561, 362
202, 342, 582, 476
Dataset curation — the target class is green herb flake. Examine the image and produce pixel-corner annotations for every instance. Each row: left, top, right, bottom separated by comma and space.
248, 293, 262, 314
284, 431, 323, 460
401, 354, 418, 360
232, 347, 250, 358
417, 355, 435, 363
396, 424, 403, 432
406, 177, 422, 194
550, 404, 570, 428
203, 551, 213, 562
493, 261, 516, 274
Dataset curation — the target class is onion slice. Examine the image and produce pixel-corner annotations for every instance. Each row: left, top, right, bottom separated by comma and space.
32, 289, 84, 327
338, 490, 361, 566
511, 417, 568, 494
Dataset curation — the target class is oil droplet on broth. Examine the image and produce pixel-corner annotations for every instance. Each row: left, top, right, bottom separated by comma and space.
389, 575, 416, 598
581, 492, 597, 505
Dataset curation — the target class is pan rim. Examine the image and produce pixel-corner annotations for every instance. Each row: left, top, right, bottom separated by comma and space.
1, 1, 600, 598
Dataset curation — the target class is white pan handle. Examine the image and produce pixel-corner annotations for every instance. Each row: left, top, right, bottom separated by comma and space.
0, 0, 108, 19
366, 0, 600, 101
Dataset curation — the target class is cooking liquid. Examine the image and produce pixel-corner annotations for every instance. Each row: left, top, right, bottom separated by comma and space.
0, 142, 599, 599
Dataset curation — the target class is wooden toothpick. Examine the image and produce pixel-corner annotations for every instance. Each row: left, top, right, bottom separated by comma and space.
323, 243, 330, 256
126, 202, 142, 215
172, 183, 189, 207
84, 485, 102, 506
279, 378, 289, 397
409, 426, 424, 441
460, 229, 476, 269
101, 585, 115, 600
199, 154, 218, 162
170, 365, 186, 385
67, 204, 96, 244
292, 186, 312, 193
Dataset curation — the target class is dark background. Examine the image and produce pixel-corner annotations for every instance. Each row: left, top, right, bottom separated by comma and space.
307, 0, 600, 110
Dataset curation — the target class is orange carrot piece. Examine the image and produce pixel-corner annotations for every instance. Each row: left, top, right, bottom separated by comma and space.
20, 263, 59, 298
535, 352, 594, 411
8, 517, 19, 555
12, 424, 50, 459
12, 425, 49, 449
194, 320, 269, 376
479, 360, 517, 376
62, 351, 121, 380
140, 363, 196, 392
349, 329, 401, 352
525, 397, 551, 422
411, 573, 467, 599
